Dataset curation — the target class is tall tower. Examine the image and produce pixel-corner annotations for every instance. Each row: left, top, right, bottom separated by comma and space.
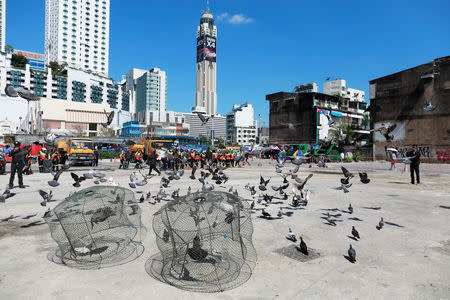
194, 7, 217, 115
0, 0, 6, 52
45, 0, 110, 77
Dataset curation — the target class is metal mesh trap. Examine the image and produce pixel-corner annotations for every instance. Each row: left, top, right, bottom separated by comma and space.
44, 186, 145, 269
146, 191, 257, 293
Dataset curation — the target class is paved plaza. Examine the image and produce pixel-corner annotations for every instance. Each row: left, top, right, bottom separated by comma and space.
0, 160, 449, 299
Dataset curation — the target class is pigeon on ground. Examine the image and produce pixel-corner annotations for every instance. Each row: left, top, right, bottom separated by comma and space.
348, 244, 356, 262
348, 203, 353, 214
129, 204, 139, 215
286, 228, 297, 242
38, 190, 53, 206
297, 237, 308, 255
359, 172, 370, 184
129, 172, 147, 188
277, 207, 283, 218
48, 169, 64, 187
351, 226, 360, 240
423, 97, 437, 112
378, 217, 384, 229
202, 182, 215, 192
139, 195, 144, 203
0, 189, 16, 203
250, 200, 255, 210
71, 173, 86, 187
261, 209, 271, 219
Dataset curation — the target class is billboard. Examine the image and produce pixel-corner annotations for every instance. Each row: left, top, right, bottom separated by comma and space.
197, 35, 216, 63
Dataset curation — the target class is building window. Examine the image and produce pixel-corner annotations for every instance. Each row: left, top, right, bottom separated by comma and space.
91, 85, 103, 103
72, 81, 86, 102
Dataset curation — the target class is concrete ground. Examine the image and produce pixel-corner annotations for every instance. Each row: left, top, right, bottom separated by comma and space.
0, 159, 449, 299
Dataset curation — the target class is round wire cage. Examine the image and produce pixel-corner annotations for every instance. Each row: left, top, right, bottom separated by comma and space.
44, 186, 145, 269
146, 191, 257, 293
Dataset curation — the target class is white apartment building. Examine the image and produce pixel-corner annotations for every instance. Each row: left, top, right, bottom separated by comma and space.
0, 0, 5, 52
226, 103, 257, 146
45, 0, 110, 77
324, 79, 365, 103
0, 53, 131, 135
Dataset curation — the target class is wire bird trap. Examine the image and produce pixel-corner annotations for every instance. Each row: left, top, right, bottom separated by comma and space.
146, 191, 257, 293
44, 186, 145, 269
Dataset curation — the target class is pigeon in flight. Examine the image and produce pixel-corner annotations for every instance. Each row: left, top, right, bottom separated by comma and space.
294, 174, 313, 191
359, 172, 370, 184
101, 110, 115, 128
71, 173, 86, 188
348, 244, 356, 262
336, 183, 352, 193
376, 124, 397, 142
38, 190, 53, 206
48, 169, 64, 187
351, 226, 360, 240
259, 175, 270, 191
195, 112, 210, 126
0, 188, 16, 203
341, 166, 354, 179
423, 97, 437, 112
280, 122, 301, 130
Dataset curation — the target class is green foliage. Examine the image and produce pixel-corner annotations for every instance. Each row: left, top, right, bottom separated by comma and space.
217, 137, 225, 147
48, 61, 68, 77
330, 123, 355, 146
5, 45, 14, 53
345, 156, 353, 162
353, 152, 363, 162
11, 54, 29, 69
99, 151, 121, 159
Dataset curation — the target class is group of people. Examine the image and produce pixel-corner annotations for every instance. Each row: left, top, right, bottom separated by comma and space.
118, 147, 249, 175
389, 145, 421, 184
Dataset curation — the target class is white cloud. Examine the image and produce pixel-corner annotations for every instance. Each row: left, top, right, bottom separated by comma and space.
216, 13, 254, 24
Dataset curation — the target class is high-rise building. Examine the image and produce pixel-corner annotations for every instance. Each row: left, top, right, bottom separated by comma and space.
0, 0, 5, 52
45, 0, 110, 77
135, 68, 167, 124
193, 9, 217, 116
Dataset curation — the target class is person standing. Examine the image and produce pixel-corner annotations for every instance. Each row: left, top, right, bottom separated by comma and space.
119, 149, 126, 169
93, 147, 99, 167
9, 142, 30, 189
38, 147, 47, 173
390, 151, 397, 170
407, 145, 421, 184
147, 149, 161, 176
51, 149, 59, 172
0, 150, 6, 175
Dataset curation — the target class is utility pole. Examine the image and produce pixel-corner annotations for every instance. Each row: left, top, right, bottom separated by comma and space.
258, 113, 261, 144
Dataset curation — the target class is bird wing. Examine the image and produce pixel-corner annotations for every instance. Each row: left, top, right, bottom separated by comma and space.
107, 110, 115, 125
38, 190, 48, 199
359, 172, 367, 180
341, 166, 351, 177
196, 112, 206, 122
53, 169, 64, 181
70, 172, 79, 181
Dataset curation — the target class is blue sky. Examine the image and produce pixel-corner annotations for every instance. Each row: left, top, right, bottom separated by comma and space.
6, 0, 450, 126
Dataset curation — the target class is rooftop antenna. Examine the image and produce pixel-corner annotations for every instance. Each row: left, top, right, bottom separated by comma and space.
207, 0, 210, 12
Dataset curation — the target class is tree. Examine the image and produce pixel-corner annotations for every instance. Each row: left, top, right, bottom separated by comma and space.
5, 45, 14, 53
330, 123, 354, 146
217, 137, 225, 147
48, 61, 68, 77
11, 54, 29, 69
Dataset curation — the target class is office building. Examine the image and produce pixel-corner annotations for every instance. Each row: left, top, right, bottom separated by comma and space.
193, 9, 217, 115
45, 0, 110, 76
226, 103, 257, 146
183, 113, 226, 139
135, 68, 167, 124
369, 56, 450, 162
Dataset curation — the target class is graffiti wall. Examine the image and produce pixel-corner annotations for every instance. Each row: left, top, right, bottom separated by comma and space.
436, 150, 450, 162
374, 121, 405, 142
383, 145, 450, 162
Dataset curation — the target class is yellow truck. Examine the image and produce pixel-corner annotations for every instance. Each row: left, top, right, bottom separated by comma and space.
128, 139, 173, 161
57, 138, 95, 166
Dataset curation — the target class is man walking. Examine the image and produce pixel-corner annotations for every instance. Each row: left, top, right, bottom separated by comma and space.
147, 149, 161, 176
407, 145, 421, 184
9, 142, 30, 189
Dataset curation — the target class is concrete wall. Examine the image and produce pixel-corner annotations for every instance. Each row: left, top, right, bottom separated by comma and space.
370, 56, 450, 162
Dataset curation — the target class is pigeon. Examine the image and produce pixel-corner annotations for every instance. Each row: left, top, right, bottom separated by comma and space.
261, 209, 271, 219
71, 173, 86, 187
378, 217, 384, 229
348, 203, 353, 214
286, 228, 297, 242
162, 229, 169, 243
376, 124, 397, 142
341, 166, 354, 179
202, 182, 215, 192
340, 177, 351, 185
171, 189, 180, 200
286, 165, 300, 177
195, 111, 210, 126
351, 226, 360, 240
348, 244, 356, 262
297, 237, 308, 255
325, 113, 335, 126
139, 195, 144, 203
129, 172, 147, 188
337, 183, 352, 193
259, 175, 270, 191
101, 110, 115, 128
326, 213, 337, 226
38, 190, 53, 206
0, 189, 16, 203
359, 172, 370, 184
272, 183, 289, 192
146, 191, 151, 200
48, 169, 64, 187
423, 97, 437, 112
129, 204, 139, 215
90, 207, 114, 228
294, 174, 313, 191
250, 200, 255, 210
317, 159, 327, 168
43, 208, 51, 218
291, 156, 309, 166
277, 207, 283, 218
93, 179, 100, 185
